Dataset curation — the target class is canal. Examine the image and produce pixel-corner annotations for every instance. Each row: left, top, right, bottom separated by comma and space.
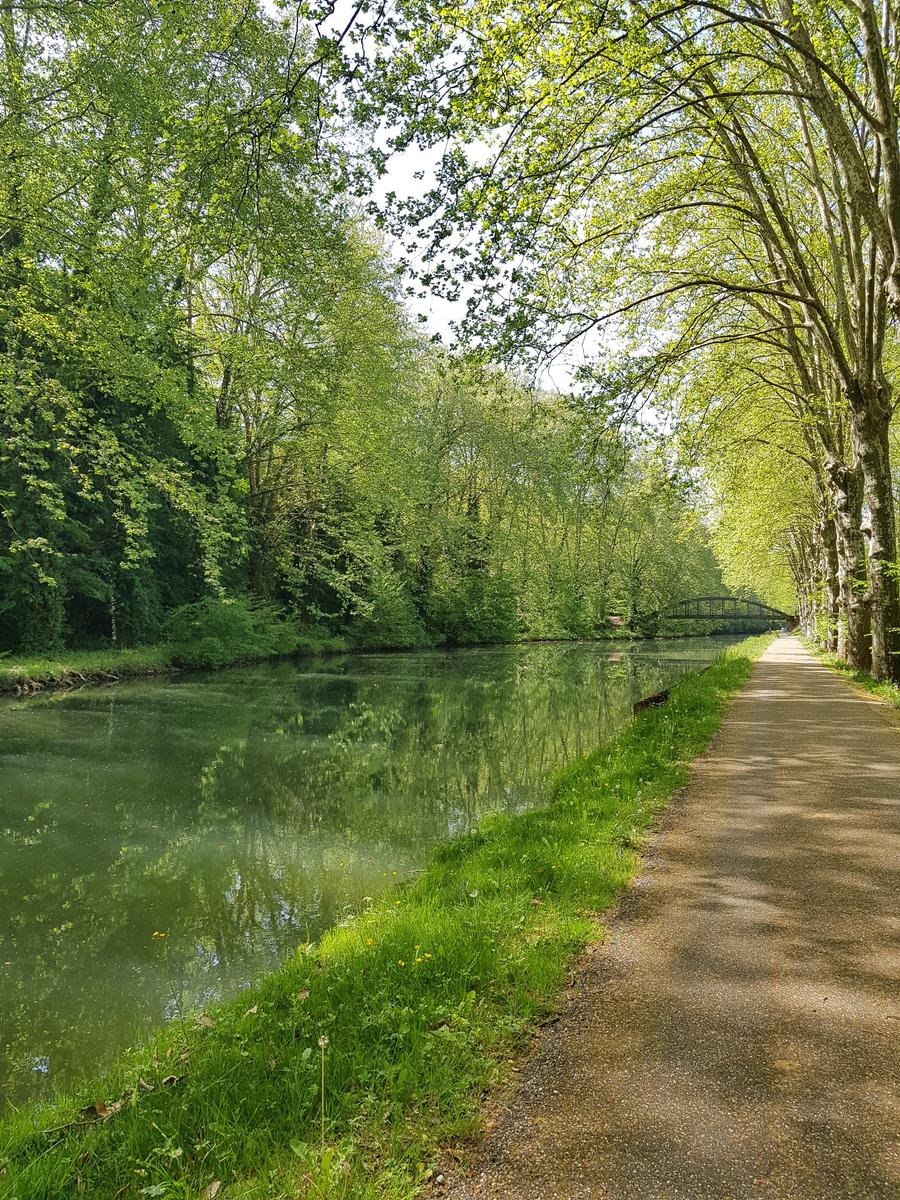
0, 636, 738, 1105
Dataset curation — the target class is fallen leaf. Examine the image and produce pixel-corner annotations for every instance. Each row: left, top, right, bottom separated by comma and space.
266, 1057, 276, 1071
201, 1182, 221, 1200
244, 1004, 258, 1016
161, 1074, 182, 1087
297, 989, 310, 1002
197, 1014, 215, 1028
529, 898, 544, 906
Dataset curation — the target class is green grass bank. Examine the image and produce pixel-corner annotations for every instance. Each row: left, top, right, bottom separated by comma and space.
1, 624, 772, 697
0, 598, 352, 694
0, 634, 350, 696
805, 642, 900, 709
0, 635, 773, 1200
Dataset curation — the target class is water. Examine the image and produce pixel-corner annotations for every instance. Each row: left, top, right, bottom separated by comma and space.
0, 636, 738, 1106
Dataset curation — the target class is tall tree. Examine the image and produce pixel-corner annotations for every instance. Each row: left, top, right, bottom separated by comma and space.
365, 0, 900, 677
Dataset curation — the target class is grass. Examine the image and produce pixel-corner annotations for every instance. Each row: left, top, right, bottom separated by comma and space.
805, 642, 900, 708
0, 634, 773, 1200
0, 633, 350, 695
1, 625, 772, 697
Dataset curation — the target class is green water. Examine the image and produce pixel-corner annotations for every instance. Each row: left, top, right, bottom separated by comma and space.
0, 637, 737, 1107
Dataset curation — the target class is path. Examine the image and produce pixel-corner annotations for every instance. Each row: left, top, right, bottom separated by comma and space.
446, 638, 899, 1199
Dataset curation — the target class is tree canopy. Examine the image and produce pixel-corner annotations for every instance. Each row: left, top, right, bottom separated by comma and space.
356, 0, 900, 678
0, 0, 730, 659
3, 0, 898, 675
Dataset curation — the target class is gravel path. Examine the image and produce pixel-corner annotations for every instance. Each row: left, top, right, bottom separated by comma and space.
444, 638, 899, 1199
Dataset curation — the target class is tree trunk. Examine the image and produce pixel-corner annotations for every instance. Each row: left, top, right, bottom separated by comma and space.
246, 453, 271, 599
849, 385, 900, 680
823, 453, 871, 670
819, 510, 840, 652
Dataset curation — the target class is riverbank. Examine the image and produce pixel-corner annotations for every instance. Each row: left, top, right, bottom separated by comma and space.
0, 634, 773, 1200
0, 627, 769, 697
0, 633, 351, 696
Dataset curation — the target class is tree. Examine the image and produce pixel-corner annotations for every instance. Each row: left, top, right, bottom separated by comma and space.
364, 0, 900, 677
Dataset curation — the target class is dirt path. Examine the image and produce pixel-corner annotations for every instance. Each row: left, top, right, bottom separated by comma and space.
445, 638, 899, 1199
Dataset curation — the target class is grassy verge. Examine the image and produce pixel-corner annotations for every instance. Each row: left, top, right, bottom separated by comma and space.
0, 633, 350, 696
0, 634, 773, 1200
805, 641, 900, 708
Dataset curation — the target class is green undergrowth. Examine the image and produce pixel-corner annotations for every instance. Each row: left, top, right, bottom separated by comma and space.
0, 645, 176, 692
0, 633, 349, 694
808, 643, 900, 708
0, 634, 773, 1200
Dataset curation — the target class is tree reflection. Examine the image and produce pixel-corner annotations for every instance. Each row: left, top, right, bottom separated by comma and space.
0, 639, 732, 1104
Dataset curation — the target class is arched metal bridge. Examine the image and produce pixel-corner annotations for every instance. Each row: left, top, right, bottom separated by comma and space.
650, 596, 796, 623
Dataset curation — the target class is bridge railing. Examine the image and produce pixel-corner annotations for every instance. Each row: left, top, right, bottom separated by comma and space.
645, 596, 796, 623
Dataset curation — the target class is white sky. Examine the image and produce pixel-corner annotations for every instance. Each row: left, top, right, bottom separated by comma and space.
267, 0, 586, 389
368, 142, 589, 390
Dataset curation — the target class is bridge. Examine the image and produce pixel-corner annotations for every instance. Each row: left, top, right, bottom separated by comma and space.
650, 596, 796, 624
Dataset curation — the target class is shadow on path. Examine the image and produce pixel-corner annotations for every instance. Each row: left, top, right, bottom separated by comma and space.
446, 639, 900, 1200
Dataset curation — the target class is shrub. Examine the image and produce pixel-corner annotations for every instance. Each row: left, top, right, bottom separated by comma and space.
349, 563, 432, 649
426, 566, 519, 645
164, 596, 300, 668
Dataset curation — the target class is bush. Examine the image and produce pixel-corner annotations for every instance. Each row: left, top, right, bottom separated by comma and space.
164, 597, 300, 668
425, 565, 520, 645
554, 579, 595, 638
349, 563, 432, 649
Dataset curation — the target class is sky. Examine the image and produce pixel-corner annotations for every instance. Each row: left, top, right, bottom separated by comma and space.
267, 0, 587, 390
367, 140, 591, 390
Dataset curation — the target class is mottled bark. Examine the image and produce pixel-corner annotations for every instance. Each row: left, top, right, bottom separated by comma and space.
856, 0, 900, 323
819, 510, 840, 652
849, 384, 900, 681
790, 527, 819, 641
823, 453, 871, 671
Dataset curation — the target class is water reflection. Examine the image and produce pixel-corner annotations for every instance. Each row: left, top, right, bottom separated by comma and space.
0, 638, 737, 1105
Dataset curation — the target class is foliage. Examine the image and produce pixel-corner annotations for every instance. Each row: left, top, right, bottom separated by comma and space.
360, 0, 900, 677
0, 2, 734, 664
163, 598, 300, 669
0, 636, 772, 1199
